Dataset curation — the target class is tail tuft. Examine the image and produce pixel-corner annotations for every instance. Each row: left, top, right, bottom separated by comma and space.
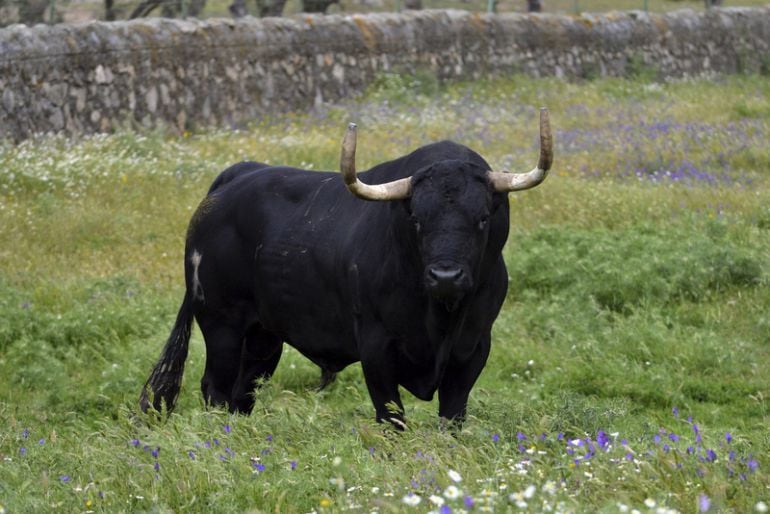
139, 295, 194, 414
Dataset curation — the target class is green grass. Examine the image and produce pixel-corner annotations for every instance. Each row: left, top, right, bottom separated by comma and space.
1, 73, 769, 513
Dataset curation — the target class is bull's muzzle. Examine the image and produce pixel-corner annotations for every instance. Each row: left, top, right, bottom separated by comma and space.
425, 263, 472, 311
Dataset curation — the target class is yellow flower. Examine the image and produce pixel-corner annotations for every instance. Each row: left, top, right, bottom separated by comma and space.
319, 498, 332, 508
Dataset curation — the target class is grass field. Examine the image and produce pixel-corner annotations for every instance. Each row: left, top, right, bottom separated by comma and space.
1, 73, 769, 513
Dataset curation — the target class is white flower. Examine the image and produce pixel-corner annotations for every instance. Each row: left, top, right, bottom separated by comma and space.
542, 481, 557, 495
756, 502, 769, 514
402, 494, 421, 506
429, 495, 445, 506
444, 485, 461, 500
448, 469, 462, 483
523, 485, 536, 499
645, 499, 657, 508
617, 503, 629, 513
332, 456, 342, 466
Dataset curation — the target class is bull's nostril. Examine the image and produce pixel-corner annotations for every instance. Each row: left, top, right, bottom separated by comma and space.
428, 266, 464, 283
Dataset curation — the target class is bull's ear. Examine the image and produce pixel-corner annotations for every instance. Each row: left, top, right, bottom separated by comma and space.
488, 108, 553, 193
340, 123, 412, 201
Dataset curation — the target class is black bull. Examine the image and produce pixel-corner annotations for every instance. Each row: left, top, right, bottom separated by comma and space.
139, 109, 553, 427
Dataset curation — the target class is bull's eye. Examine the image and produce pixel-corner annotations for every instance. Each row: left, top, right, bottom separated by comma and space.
478, 216, 489, 231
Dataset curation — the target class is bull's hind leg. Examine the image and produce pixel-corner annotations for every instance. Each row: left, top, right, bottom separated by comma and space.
197, 317, 244, 410
230, 324, 282, 413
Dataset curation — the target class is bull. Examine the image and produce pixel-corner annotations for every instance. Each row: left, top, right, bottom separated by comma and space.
139, 109, 553, 427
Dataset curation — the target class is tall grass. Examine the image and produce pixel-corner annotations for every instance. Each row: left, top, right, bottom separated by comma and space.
1, 73, 769, 513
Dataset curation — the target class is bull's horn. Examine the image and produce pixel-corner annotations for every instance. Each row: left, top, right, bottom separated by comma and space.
340, 123, 412, 201
488, 108, 553, 192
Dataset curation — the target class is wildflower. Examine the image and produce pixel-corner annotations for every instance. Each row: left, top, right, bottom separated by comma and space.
60, 475, 71, 482
223, 424, 231, 434
130, 439, 140, 447
21, 428, 30, 439
672, 406, 679, 418
154, 462, 160, 472
448, 469, 462, 483
444, 485, 461, 500
319, 498, 332, 508
253, 463, 265, 473
699, 494, 710, 512
20, 447, 26, 457
290, 460, 297, 470
747, 459, 759, 472
516, 432, 527, 441
755, 501, 768, 513
429, 495, 445, 506
38, 439, 45, 445
492, 433, 500, 443
542, 481, 557, 495
669, 433, 680, 442
440, 506, 453, 514
644, 498, 656, 508
522, 485, 536, 499
464, 496, 475, 508
596, 431, 609, 449
725, 432, 732, 444
402, 493, 421, 506
188, 451, 196, 460
266, 434, 273, 442
151, 447, 159, 458
332, 456, 342, 466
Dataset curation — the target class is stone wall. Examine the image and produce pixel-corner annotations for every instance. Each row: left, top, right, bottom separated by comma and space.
1, 7, 768, 140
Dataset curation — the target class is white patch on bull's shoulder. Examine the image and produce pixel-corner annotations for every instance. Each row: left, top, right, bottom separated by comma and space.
191, 250, 205, 302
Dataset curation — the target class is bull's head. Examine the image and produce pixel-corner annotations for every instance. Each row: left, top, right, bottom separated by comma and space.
340, 109, 553, 310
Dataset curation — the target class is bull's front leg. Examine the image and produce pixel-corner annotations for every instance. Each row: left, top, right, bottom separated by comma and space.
359, 328, 406, 430
438, 333, 491, 426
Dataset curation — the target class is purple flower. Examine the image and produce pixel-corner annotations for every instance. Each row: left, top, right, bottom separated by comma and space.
596, 431, 609, 449
223, 424, 231, 434
154, 461, 160, 471
699, 494, 710, 512
725, 432, 732, 444
21, 428, 30, 439
266, 435, 273, 442
59, 475, 70, 482
747, 459, 759, 472
516, 432, 527, 441
369, 447, 375, 456
20, 447, 26, 456
620, 439, 628, 446
440, 505, 453, 514
213, 438, 220, 446
188, 451, 196, 460
625, 452, 634, 461
672, 406, 679, 418
253, 463, 265, 472
729, 450, 736, 461
38, 438, 45, 445
687, 446, 695, 454
654, 434, 661, 444
290, 460, 297, 470
492, 433, 500, 443
464, 496, 474, 508
151, 447, 159, 459
130, 438, 140, 447
669, 433, 680, 442
706, 449, 717, 462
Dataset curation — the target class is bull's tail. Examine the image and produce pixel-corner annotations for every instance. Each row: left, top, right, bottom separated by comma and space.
139, 294, 194, 414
